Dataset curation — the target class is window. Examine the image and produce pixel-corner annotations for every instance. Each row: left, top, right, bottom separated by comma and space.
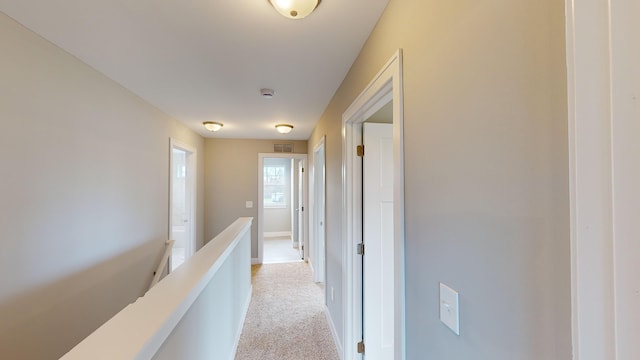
264, 165, 286, 208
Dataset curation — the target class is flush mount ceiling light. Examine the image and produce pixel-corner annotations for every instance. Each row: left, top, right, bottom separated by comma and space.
275, 124, 294, 134
260, 88, 275, 98
203, 121, 223, 132
268, 0, 321, 19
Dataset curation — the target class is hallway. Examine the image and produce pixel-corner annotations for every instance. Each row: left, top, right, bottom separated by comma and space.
263, 236, 302, 263
235, 263, 339, 360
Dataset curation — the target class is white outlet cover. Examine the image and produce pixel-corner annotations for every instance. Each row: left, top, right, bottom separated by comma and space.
245, 201, 253, 208
439, 282, 460, 335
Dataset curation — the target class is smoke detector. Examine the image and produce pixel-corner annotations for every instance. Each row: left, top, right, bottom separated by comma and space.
260, 88, 275, 98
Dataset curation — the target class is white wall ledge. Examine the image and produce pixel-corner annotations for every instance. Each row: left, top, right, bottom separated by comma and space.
61, 217, 253, 360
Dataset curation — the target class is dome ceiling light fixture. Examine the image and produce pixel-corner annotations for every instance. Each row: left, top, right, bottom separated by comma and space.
260, 88, 275, 98
268, 0, 321, 20
275, 124, 294, 134
203, 121, 223, 132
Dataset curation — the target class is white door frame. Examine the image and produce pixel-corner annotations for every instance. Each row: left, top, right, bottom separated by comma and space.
257, 153, 308, 264
291, 158, 299, 249
169, 138, 197, 271
342, 49, 404, 360
309, 136, 326, 283
566, 0, 640, 359
296, 159, 305, 259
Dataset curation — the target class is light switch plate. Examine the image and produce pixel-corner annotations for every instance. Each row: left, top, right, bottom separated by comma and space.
439, 282, 460, 335
245, 201, 253, 208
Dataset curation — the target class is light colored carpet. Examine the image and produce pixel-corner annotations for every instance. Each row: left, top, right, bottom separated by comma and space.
235, 263, 340, 360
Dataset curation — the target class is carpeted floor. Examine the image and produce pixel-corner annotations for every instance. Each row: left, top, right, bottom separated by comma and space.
235, 262, 340, 360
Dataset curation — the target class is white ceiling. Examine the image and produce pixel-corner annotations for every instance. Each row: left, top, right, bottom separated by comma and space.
0, 0, 389, 140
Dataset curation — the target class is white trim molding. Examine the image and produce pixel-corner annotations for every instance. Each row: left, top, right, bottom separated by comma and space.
342, 49, 405, 360
566, 0, 640, 359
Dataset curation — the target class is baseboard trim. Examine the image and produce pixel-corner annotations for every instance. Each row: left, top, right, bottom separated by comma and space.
263, 231, 292, 238
324, 305, 344, 360
231, 285, 252, 360
251, 258, 260, 265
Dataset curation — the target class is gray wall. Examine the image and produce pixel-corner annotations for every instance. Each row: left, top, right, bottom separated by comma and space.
204, 139, 307, 258
0, 13, 205, 359
308, 0, 571, 358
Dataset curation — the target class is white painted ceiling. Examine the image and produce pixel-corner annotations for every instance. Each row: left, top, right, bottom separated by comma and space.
0, 0, 389, 140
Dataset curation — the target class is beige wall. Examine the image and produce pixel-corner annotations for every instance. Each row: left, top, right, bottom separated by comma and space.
309, 0, 571, 358
204, 139, 307, 258
0, 13, 205, 359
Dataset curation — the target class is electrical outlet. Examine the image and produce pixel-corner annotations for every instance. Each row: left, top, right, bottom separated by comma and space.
331, 287, 335, 302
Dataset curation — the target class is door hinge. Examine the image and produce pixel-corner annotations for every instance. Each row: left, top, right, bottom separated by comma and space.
301, 206, 304, 211
301, 167, 304, 173
357, 340, 365, 354
357, 144, 365, 157
357, 243, 365, 255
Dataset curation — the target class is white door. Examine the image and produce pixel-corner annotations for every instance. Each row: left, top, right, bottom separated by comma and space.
363, 123, 394, 359
313, 141, 326, 283
297, 160, 305, 259
292, 159, 299, 248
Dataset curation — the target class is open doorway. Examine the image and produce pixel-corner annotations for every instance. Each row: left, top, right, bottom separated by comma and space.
169, 139, 196, 272
258, 153, 308, 264
342, 50, 404, 359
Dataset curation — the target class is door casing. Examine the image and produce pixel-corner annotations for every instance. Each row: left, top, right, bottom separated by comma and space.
257, 153, 308, 264
169, 138, 197, 272
342, 49, 405, 360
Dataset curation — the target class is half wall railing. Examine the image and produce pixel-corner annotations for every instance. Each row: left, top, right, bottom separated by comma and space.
61, 217, 253, 360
